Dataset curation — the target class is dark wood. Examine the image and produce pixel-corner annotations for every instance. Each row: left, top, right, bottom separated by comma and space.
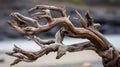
6, 5, 120, 67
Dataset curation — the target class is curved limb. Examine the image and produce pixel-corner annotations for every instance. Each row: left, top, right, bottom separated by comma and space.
8, 5, 120, 67
10, 11, 108, 50
8, 20, 26, 34
9, 5, 110, 50
28, 5, 67, 17
33, 15, 52, 22
6, 41, 95, 66
11, 12, 41, 28
75, 10, 87, 28
25, 27, 66, 48
26, 35, 55, 48
75, 10, 109, 50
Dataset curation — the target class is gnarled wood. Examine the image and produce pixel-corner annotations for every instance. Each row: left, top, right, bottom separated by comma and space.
7, 5, 120, 67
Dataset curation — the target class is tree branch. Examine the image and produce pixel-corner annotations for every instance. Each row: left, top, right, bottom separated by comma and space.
6, 41, 95, 66
28, 5, 67, 17
7, 5, 120, 67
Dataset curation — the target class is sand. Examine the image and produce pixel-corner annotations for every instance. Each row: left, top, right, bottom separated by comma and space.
0, 50, 103, 67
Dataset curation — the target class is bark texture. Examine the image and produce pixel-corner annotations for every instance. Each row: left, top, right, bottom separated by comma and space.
6, 5, 120, 67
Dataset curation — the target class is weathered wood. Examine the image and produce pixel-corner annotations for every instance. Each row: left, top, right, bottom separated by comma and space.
7, 5, 120, 67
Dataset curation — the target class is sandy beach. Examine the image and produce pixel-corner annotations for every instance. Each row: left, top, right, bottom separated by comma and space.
0, 50, 103, 67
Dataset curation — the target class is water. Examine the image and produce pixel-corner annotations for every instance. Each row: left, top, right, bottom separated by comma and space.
0, 35, 120, 52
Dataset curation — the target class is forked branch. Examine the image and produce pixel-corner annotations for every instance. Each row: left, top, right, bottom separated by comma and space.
7, 5, 120, 67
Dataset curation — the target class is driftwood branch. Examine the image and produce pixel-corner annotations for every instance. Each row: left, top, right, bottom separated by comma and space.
7, 5, 120, 67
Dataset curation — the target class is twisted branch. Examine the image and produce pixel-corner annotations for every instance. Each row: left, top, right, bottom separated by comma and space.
7, 5, 120, 67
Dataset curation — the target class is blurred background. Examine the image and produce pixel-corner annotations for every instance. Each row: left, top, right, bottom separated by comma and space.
0, 0, 120, 67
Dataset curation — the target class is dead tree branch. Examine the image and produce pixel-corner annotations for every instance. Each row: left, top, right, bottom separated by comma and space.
7, 5, 120, 67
